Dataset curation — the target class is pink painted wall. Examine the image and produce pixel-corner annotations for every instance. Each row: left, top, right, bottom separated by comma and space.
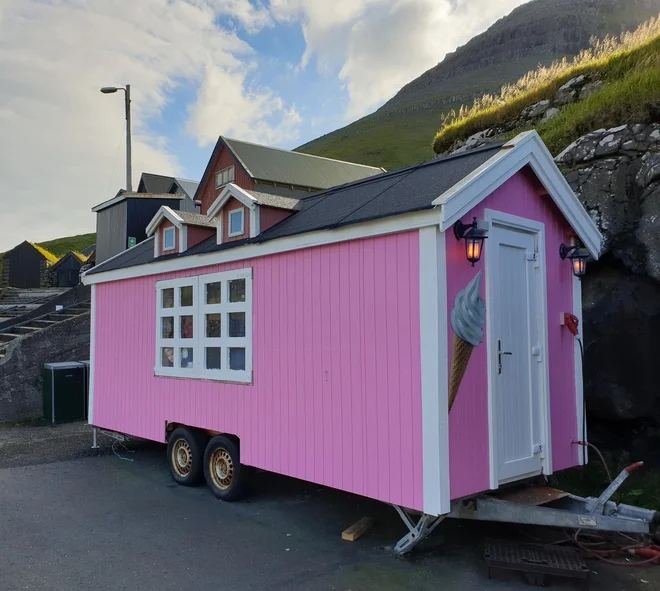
93, 231, 424, 511
446, 167, 577, 499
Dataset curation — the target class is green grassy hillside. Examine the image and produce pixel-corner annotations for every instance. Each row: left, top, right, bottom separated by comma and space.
297, 0, 660, 170
0, 233, 96, 277
433, 18, 660, 155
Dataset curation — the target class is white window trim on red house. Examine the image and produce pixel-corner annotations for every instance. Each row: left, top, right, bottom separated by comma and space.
228, 208, 245, 237
145, 205, 189, 255
207, 183, 260, 244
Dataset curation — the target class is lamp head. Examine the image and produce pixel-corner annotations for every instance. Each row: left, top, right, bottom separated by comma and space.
100, 87, 118, 94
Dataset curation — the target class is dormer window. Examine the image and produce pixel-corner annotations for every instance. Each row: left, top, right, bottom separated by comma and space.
163, 227, 176, 251
215, 165, 235, 189
228, 208, 244, 237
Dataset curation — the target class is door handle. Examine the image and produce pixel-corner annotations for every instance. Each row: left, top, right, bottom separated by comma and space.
498, 340, 512, 375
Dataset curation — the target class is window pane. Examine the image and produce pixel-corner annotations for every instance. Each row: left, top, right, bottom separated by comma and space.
162, 288, 174, 308
228, 312, 245, 337
229, 210, 243, 235
206, 347, 221, 370
164, 228, 175, 250
228, 166, 234, 182
162, 347, 174, 367
161, 317, 174, 339
229, 279, 245, 302
206, 282, 221, 304
229, 347, 246, 371
180, 315, 194, 339
180, 286, 193, 307
206, 313, 221, 337
180, 347, 193, 368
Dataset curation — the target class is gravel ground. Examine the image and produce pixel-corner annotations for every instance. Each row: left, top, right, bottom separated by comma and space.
0, 423, 659, 590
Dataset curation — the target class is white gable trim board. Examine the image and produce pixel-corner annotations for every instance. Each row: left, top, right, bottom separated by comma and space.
435, 131, 602, 259
207, 183, 257, 219
145, 205, 184, 237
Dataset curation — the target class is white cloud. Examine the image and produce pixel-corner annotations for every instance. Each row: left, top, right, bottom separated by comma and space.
0, 0, 297, 251
187, 62, 302, 147
271, 0, 531, 118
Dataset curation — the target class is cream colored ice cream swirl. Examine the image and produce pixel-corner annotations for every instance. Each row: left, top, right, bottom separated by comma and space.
450, 270, 486, 347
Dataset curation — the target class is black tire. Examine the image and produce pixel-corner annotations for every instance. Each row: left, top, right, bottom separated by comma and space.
167, 427, 206, 486
203, 435, 244, 501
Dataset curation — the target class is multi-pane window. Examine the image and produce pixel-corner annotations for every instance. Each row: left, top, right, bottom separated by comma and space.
215, 165, 235, 189
155, 268, 252, 383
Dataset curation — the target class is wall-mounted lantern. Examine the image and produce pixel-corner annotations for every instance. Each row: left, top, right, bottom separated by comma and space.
559, 243, 589, 278
454, 217, 488, 266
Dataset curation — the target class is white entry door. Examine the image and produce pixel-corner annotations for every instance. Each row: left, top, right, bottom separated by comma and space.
489, 217, 547, 484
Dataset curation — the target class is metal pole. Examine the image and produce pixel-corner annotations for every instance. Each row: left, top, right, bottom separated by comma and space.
124, 84, 132, 192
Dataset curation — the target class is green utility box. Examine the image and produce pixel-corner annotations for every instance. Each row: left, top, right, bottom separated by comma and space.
43, 362, 88, 424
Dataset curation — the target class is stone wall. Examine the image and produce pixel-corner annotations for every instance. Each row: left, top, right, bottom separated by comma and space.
556, 123, 660, 421
1, 259, 10, 288
39, 261, 55, 288
0, 313, 90, 422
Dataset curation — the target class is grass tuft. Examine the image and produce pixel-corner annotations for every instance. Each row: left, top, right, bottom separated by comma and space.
433, 15, 660, 155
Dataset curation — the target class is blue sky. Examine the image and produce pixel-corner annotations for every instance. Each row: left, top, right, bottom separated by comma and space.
0, 0, 530, 250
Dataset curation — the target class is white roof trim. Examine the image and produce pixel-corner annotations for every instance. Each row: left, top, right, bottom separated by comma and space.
434, 131, 603, 259
145, 205, 184, 237
207, 183, 257, 219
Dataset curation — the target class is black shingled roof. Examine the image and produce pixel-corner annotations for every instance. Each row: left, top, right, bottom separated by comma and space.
87, 143, 503, 276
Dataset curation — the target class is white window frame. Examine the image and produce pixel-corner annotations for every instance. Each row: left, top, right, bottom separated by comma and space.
215, 165, 235, 189
163, 226, 176, 252
155, 268, 252, 383
228, 208, 245, 237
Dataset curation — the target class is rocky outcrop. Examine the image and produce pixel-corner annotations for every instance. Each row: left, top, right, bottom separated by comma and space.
557, 123, 660, 421
451, 73, 604, 154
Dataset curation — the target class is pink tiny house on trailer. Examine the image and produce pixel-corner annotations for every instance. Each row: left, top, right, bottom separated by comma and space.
83, 132, 601, 531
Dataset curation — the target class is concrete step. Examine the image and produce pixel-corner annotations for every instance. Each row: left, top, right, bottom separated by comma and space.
0, 333, 20, 343
22, 320, 58, 329
11, 326, 41, 335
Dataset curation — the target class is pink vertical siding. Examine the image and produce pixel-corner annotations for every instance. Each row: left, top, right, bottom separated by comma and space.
93, 231, 424, 511
446, 168, 577, 499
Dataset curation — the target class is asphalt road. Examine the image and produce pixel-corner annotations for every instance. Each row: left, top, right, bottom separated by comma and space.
0, 423, 657, 590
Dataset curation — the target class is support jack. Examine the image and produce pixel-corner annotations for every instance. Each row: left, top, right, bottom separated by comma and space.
392, 505, 446, 555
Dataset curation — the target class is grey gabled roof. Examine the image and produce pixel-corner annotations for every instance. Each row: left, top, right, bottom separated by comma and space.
245, 190, 299, 211
171, 178, 200, 200
177, 211, 215, 228
138, 173, 174, 194
87, 143, 504, 276
222, 137, 384, 189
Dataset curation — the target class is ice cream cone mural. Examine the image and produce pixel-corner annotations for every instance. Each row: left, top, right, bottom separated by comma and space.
449, 270, 486, 412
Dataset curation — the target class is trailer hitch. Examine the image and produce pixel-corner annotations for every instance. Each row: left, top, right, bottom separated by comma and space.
586, 462, 645, 516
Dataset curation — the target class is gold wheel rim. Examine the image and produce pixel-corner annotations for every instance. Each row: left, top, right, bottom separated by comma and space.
172, 439, 193, 478
209, 448, 234, 491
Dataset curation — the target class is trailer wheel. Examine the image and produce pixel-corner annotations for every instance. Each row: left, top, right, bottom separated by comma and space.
204, 435, 243, 501
167, 427, 206, 486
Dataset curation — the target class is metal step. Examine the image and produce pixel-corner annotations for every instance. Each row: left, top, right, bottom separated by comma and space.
485, 539, 589, 586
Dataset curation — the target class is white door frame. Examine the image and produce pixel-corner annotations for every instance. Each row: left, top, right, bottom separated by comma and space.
484, 209, 552, 489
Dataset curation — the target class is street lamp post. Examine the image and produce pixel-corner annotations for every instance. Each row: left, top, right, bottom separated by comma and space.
100, 84, 132, 192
